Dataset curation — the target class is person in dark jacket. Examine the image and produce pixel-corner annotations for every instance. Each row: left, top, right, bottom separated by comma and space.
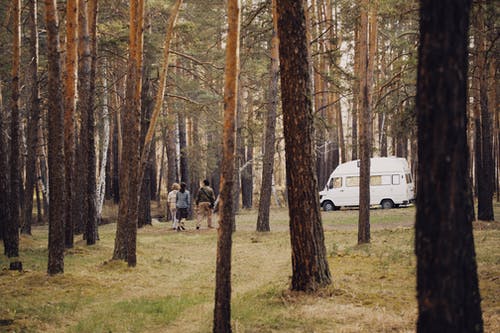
175, 182, 190, 231
195, 179, 215, 229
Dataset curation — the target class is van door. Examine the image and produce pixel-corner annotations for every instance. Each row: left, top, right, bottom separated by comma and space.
341, 175, 360, 206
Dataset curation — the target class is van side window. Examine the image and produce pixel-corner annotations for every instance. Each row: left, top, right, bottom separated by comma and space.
346, 176, 359, 187
329, 177, 342, 189
392, 174, 400, 185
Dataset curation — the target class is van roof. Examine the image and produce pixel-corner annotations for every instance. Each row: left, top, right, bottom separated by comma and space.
332, 157, 410, 176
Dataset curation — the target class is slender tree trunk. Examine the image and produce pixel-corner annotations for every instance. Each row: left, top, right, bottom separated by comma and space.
113, 0, 144, 267
276, 0, 331, 292
63, 0, 78, 248
256, 0, 278, 232
138, 75, 154, 228
351, 26, 360, 160
0, 83, 8, 242
45, 0, 66, 275
241, 91, 253, 209
213, 0, 239, 331
85, 0, 99, 244
416, 1, 483, 331
358, 0, 371, 244
166, 111, 178, 188
22, 0, 41, 236
6, 0, 22, 271
475, 0, 494, 221
97, 60, 110, 221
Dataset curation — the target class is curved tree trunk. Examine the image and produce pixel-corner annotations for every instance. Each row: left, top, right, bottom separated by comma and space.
276, 0, 331, 292
415, 1, 483, 331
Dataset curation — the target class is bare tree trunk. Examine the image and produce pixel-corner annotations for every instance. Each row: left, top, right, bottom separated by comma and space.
113, 0, 144, 267
358, 0, 371, 244
6, 0, 22, 271
0, 83, 8, 242
63, 0, 78, 248
416, 1, 483, 331
45, 0, 66, 275
213, 0, 239, 331
97, 60, 110, 221
474, 0, 494, 221
276, 0, 331, 292
22, 0, 41, 236
256, 0, 278, 232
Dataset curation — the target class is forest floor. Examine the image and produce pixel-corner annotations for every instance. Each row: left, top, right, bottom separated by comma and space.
1, 203, 499, 333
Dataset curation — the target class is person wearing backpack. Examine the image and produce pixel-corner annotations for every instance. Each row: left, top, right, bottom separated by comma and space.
195, 179, 216, 230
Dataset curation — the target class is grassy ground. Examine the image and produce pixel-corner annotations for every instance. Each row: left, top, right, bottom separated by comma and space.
1, 203, 499, 333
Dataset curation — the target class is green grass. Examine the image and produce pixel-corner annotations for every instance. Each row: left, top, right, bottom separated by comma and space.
0, 203, 499, 332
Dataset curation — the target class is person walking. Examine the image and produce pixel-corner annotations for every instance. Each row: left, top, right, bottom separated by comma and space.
195, 179, 216, 229
167, 183, 180, 230
175, 182, 190, 231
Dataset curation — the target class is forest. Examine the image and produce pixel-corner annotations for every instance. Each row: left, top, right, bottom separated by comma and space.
0, 0, 499, 332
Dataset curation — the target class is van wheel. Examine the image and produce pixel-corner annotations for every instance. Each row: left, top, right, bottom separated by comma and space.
381, 199, 394, 209
323, 201, 335, 211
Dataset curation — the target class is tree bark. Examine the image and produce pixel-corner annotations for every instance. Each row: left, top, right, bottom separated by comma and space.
358, 0, 371, 244
112, 0, 144, 267
97, 60, 110, 221
474, 1, 494, 221
276, 0, 332, 292
22, 0, 41, 236
0, 83, 7, 242
6, 0, 22, 271
256, 0, 278, 232
63, 0, 78, 248
213, 0, 239, 331
415, 1, 483, 331
45, 0, 66, 275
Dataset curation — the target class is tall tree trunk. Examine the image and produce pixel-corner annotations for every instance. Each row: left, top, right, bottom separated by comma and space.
256, 0, 278, 232
6, 0, 22, 271
45, 0, 66, 275
138, 74, 154, 228
85, 0, 99, 244
63, 0, 78, 248
0, 83, 7, 242
112, 105, 120, 203
276, 0, 332, 292
97, 60, 110, 221
213, 0, 239, 331
22, 0, 41, 236
351, 26, 360, 160
415, 1, 483, 331
113, 0, 144, 267
358, 0, 371, 244
475, 1, 494, 221
166, 111, 178, 188
241, 91, 253, 209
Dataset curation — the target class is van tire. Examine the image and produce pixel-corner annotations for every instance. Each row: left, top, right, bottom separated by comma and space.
323, 201, 336, 211
381, 199, 394, 209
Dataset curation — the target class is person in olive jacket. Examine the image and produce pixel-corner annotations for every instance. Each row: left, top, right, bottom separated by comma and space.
195, 179, 215, 229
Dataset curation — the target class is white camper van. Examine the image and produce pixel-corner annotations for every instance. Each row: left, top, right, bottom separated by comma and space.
319, 157, 414, 211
